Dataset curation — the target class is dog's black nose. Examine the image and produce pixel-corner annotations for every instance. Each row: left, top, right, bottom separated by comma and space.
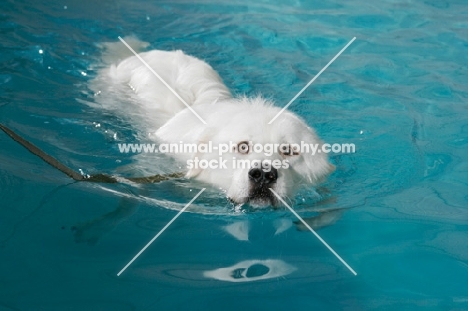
248, 167, 278, 184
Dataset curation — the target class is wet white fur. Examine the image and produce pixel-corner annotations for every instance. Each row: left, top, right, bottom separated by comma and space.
92, 37, 334, 205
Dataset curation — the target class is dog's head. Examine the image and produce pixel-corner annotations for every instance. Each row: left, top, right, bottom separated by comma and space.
155, 97, 335, 207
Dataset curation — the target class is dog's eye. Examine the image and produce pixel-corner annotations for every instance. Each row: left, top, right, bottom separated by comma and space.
237, 141, 250, 154
279, 144, 300, 157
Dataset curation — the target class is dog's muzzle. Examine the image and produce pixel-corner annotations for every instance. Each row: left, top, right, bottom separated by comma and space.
247, 167, 278, 206
248, 167, 278, 185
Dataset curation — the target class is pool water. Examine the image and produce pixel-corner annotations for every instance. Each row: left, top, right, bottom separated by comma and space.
1, 0, 467, 309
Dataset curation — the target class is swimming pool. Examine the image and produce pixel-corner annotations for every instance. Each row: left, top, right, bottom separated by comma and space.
0, 0, 467, 309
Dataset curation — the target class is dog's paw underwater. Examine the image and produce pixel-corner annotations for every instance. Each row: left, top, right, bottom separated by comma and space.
91, 36, 335, 208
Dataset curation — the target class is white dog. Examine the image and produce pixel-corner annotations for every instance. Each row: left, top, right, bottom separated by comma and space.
92, 38, 334, 207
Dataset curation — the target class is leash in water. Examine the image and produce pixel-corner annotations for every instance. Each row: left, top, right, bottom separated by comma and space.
0, 123, 184, 184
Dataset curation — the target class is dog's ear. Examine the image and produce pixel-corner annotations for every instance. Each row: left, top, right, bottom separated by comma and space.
283, 118, 336, 185
304, 157, 335, 184
285, 152, 335, 186
156, 111, 216, 178
156, 110, 206, 146
185, 127, 217, 178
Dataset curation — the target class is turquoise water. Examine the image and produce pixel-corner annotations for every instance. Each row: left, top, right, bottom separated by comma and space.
1, 0, 467, 309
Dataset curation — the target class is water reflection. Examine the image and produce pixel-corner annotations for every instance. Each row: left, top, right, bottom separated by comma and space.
203, 259, 296, 282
